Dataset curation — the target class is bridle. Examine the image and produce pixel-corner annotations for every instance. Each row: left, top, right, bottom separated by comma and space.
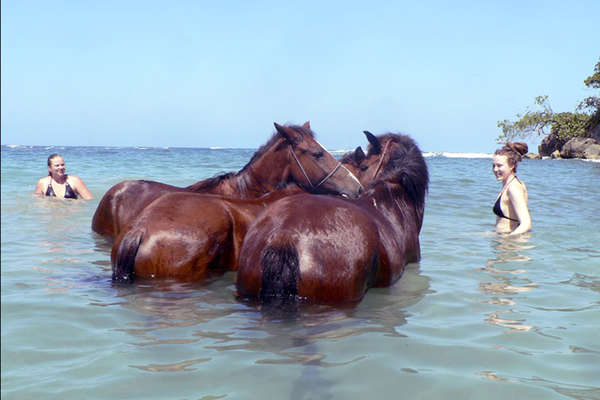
289, 146, 343, 190
369, 140, 392, 182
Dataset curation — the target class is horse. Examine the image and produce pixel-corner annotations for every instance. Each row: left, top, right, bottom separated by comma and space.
235, 131, 429, 304
110, 124, 364, 283
92, 121, 362, 239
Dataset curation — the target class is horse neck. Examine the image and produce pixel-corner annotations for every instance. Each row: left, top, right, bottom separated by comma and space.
362, 184, 419, 231
238, 143, 292, 195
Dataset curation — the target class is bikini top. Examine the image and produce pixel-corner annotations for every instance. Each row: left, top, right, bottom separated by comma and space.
45, 177, 78, 199
493, 176, 519, 222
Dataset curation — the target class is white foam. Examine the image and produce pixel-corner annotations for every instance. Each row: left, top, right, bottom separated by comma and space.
424, 152, 493, 159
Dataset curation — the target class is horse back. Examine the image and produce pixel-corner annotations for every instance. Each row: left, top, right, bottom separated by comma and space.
92, 180, 185, 238
237, 194, 380, 302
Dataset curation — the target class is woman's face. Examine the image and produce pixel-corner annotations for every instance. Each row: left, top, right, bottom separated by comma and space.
48, 157, 66, 178
492, 155, 513, 182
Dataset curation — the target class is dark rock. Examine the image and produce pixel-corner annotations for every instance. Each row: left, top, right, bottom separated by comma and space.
538, 133, 567, 157
587, 123, 600, 142
524, 153, 541, 159
560, 137, 600, 159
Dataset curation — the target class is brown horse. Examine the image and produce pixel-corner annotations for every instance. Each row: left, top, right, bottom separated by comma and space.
92, 122, 362, 239
110, 125, 364, 283
236, 132, 429, 303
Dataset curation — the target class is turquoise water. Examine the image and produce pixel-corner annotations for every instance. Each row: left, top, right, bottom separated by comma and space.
1, 145, 599, 399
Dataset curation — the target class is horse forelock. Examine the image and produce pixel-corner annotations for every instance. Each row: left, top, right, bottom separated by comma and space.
290, 124, 316, 140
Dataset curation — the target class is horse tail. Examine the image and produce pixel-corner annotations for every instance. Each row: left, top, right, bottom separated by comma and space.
259, 242, 300, 302
112, 229, 144, 284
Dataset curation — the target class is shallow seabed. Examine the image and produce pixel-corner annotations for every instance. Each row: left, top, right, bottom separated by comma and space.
2, 146, 599, 399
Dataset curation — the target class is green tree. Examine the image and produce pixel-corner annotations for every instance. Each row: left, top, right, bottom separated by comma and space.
497, 57, 600, 143
578, 58, 600, 126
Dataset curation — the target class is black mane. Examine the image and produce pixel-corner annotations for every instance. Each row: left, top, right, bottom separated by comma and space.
368, 133, 429, 211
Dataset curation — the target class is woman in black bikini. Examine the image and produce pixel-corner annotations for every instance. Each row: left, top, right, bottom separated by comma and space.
34, 154, 93, 200
492, 142, 531, 235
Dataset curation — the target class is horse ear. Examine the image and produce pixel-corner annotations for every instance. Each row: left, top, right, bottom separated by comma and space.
354, 146, 366, 164
364, 131, 381, 154
302, 121, 311, 130
275, 122, 296, 144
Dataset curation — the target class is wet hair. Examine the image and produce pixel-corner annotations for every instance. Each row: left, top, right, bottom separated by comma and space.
494, 142, 528, 172
47, 153, 64, 176
47, 153, 63, 166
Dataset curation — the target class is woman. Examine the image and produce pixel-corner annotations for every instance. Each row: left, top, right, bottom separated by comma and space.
492, 142, 531, 235
34, 154, 93, 200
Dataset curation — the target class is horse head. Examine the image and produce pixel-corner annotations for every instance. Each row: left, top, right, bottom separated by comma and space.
273, 122, 363, 198
358, 131, 429, 210
340, 146, 366, 179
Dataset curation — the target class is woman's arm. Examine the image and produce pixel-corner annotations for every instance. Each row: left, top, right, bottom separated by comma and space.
70, 176, 94, 200
507, 184, 531, 235
34, 178, 46, 195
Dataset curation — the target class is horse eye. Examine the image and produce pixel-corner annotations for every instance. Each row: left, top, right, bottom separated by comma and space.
313, 151, 324, 158
360, 165, 369, 171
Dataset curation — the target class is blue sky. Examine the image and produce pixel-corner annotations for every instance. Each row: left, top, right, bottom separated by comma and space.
2, 1, 598, 152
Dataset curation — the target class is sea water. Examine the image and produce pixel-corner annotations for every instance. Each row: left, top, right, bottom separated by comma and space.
1, 145, 599, 400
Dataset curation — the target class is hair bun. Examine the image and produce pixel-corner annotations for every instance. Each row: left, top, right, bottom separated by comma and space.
501, 142, 528, 157
511, 142, 528, 155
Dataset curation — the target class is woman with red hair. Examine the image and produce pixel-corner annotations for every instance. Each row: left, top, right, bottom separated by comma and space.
492, 142, 531, 235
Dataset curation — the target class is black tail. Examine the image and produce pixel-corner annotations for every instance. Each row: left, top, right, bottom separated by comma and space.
260, 243, 300, 302
112, 230, 144, 284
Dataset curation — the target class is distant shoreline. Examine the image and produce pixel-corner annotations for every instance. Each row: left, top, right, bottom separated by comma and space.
3, 145, 599, 162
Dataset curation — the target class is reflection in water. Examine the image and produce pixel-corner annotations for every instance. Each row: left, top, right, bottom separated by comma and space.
480, 234, 536, 332
475, 370, 516, 383
30, 198, 97, 294
103, 265, 430, 398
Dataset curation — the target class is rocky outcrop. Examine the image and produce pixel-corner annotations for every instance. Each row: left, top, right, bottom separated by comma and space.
538, 133, 567, 157
524, 153, 541, 159
538, 122, 600, 159
560, 137, 600, 159
587, 122, 600, 142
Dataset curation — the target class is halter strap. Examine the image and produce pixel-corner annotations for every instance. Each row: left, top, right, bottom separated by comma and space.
289, 146, 343, 190
289, 146, 314, 187
371, 140, 392, 181
314, 162, 342, 189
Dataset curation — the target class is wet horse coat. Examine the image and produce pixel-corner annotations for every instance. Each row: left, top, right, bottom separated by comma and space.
92, 121, 361, 239
236, 133, 429, 303
111, 123, 363, 283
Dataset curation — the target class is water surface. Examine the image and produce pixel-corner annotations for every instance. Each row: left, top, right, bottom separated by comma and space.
2, 145, 599, 399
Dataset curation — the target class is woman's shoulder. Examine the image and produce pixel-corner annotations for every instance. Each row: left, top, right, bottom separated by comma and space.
66, 175, 83, 184
507, 177, 527, 196
36, 176, 50, 186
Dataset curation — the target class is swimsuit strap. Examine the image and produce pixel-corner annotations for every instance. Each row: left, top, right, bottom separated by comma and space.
493, 176, 519, 222
498, 176, 517, 198
45, 176, 56, 197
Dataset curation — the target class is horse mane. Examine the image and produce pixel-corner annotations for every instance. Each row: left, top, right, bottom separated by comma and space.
368, 133, 429, 212
185, 172, 236, 192
185, 124, 316, 194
